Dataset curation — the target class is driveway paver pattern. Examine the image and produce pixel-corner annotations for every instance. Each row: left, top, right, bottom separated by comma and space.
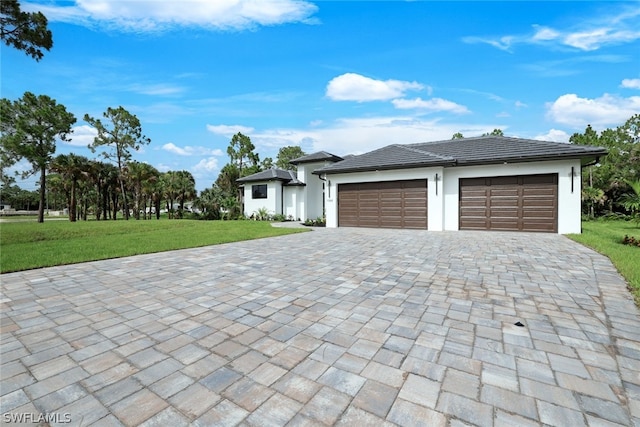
1, 228, 639, 426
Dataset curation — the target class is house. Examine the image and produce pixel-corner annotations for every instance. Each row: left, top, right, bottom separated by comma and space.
237, 151, 343, 220
238, 136, 606, 233
313, 136, 607, 234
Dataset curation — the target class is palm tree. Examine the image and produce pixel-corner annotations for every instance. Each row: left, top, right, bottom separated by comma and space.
582, 186, 606, 219
176, 170, 196, 215
193, 186, 222, 220
127, 161, 159, 220
45, 173, 67, 211
620, 179, 640, 225
161, 171, 180, 219
141, 166, 160, 220
50, 153, 89, 221
221, 196, 240, 220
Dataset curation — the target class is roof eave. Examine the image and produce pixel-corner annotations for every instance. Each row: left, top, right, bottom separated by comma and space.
236, 177, 291, 183
313, 161, 456, 175
453, 151, 608, 167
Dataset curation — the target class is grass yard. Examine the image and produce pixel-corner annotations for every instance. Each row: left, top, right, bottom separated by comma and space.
568, 220, 640, 305
0, 220, 308, 273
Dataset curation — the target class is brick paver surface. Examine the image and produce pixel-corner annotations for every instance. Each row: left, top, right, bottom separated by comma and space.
1, 228, 639, 426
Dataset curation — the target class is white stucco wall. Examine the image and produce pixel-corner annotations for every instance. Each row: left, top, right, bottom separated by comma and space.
283, 186, 305, 220
323, 159, 583, 234
299, 161, 333, 220
442, 159, 582, 234
242, 181, 282, 217
323, 167, 441, 229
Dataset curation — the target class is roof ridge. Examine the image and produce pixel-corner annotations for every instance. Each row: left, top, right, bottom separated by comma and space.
395, 144, 455, 161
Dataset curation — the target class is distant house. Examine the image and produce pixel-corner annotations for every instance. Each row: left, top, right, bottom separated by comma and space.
238, 137, 606, 233
237, 152, 343, 221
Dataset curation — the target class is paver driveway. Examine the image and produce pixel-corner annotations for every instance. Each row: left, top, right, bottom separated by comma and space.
1, 228, 639, 427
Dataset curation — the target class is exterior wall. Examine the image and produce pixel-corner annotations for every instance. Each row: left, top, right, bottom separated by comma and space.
442, 159, 581, 234
299, 161, 333, 220
324, 159, 582, 234
323, 167, 443, 229
242, 181, 282, 217
283, 186, 305, 220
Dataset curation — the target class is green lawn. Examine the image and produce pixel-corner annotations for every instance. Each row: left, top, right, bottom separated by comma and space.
568, 220, 640, 305
0, 220, 307, 273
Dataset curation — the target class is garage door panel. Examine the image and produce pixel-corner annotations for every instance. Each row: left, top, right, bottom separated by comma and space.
460, 174, 557, 233
522, 199, 556, 208
462, 189, 488, 198
491, 176, 519, 185
338, 180, 427, 229
490, 199, 520, 208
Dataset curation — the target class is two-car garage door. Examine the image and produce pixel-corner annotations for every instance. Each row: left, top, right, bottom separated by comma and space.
459, 174, 558, 233
338, 180, 427, 229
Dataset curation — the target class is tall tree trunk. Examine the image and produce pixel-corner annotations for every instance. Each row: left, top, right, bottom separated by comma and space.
112, 192, 118, 220
69, 179, 77, 222
117, 154, 129, 220
102, 186, 109, 220
38, 165, 46, 223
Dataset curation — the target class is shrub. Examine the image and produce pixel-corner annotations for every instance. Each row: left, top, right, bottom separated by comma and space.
272, 213, 286, 222
252, 207, 270, 221
622, 235, 640, 247
303, 216, 326, 227
598, 212, 630, 222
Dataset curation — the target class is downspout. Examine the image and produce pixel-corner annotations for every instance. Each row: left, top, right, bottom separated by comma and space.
318, 173, 327, 216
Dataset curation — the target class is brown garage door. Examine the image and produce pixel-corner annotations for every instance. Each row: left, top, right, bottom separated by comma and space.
459, 174, 558, 232
338, 180, 427, 229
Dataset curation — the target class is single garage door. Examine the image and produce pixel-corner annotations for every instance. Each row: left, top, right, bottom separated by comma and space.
338, 180, 427, 229
459, 174, 558, 232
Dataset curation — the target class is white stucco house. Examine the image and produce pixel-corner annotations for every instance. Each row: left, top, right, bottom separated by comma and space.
238, 136, 607, 234
237, 152, 343, 221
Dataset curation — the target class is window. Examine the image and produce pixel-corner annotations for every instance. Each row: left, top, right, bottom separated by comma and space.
252, 184, 267, 199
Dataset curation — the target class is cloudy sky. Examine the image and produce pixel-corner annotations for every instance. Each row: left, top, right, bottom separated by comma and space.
3, 0, 639, 191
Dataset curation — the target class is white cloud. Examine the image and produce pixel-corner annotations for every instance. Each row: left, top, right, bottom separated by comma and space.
463, 6, 640, 52
193, 157, 220, 173
391, 97, 470, 114
64, 124, 97, 147
206, 124, 255, 137
248, 116, 498, 156
563, 28, 640, 51
515, 100, 528, 109
156, 163, 171, 173
326, 73, 424, 102
127, 83, 185, 96
26, 0, 319, 32
534, 129, 571, 143
462, 35, 514, 52
161, 143, 223, 156
621, 78, 640, 89
532, 25, 560, 41
546, 93, 640, 128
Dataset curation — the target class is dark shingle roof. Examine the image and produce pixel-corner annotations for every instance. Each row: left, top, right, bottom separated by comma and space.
237, 168, 304, 186
289, 151, 343, 165
314, 136, 607, 175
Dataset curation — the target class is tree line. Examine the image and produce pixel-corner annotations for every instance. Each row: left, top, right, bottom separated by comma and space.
0, 91, 305, 222
0, 93, 197, 222
569, 114, 640, 220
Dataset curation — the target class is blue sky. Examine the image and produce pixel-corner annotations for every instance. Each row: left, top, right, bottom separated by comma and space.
3, 1, 639, 191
